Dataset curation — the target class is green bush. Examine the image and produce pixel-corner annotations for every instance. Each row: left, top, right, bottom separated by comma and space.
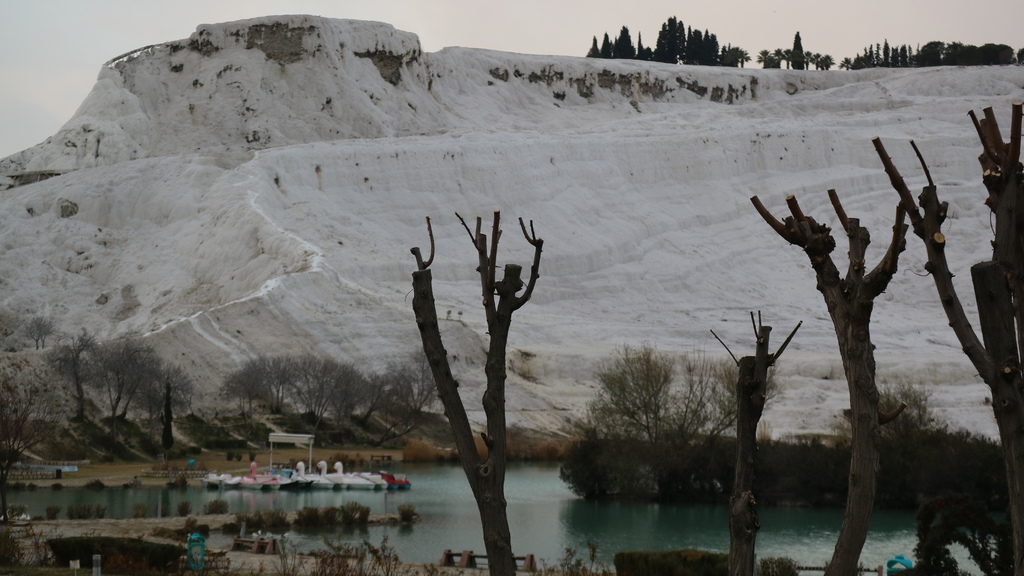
48, 537, 182, 571
84, 479, 105, 490
203, 499, 228, 515
614, 549, 728, 576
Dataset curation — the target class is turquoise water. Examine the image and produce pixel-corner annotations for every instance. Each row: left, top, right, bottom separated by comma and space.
9, 462, 925, 569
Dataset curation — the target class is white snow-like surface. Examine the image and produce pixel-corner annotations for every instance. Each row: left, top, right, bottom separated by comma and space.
2, 15, 1023, 439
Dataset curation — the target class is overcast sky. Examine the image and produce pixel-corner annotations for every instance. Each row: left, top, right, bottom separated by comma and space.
1, 0, 1020, 158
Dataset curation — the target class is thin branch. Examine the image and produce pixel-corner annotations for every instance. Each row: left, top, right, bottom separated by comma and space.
969, 109, 1003, 167
410, 216, 435, 270
750, 196, 789, 239
710, 329, 740, 366
770, 321, 802, 365
513, 218, 544, 310
828, 189, 850, 233
910, 141, 935, 188
456, 212, 475, 244
785, 195, 806, 223
750, 311, 758, 339
873, 137, 924, 232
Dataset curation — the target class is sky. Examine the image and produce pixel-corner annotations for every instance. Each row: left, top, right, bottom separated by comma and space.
0, 0, 1020, 159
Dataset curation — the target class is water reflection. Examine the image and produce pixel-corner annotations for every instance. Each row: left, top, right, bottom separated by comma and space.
9, 463, 926, 569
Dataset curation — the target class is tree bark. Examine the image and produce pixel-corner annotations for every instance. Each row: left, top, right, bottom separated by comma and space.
751, 194, 907, 576
882, 104, 1024, 572
728, 326, 770, 576
410, 213, 542, 576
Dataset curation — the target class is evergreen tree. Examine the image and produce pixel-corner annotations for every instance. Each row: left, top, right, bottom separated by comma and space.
653, 17, 685, 64
586, 36, 600, 58
636, 33, 653, 61
161, 380, 174, 451
792, 32, 805, 70
600, 33, 613, 59
614, 26, 636, 59
882, 40, 891, 67
704, 30, 719, 65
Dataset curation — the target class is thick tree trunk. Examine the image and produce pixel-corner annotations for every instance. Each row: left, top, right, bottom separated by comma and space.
411, 265, 519, 576
883, 105, 1024, 572
751, 194, 905, 576
728, 327, 771, 576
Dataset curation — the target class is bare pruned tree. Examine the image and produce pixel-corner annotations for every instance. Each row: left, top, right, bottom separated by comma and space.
880, 103, 1024, 572
24, 315, 56, 350
410, 211, 543, 576
751, 189, 908, 576
726, 314, 800, 576
137, 363, 193, 445
47, 328, 95, 419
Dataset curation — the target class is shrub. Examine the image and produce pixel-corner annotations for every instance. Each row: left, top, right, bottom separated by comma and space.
397, 504, 416, 523
133, 503, 148, 518
48, 537, 182, 571
760, 557, 799, 576
321, 506, 339, 526
614, 550, 729, 576
341, 502, 370, 525
66, 503, 95, 520
203, 499, 229, 515
226, 451, 235, 461
177, 501, 192, 517
5, 504, 26, 518
51, 483, 63, 491
95, 505, 107, 519
84, 479, 105, 490
45, 505, 61, 520
294, 507, 323, 528
0, 525, 24, 566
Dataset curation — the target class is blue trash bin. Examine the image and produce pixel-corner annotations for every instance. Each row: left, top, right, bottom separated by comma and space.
887, 554, 912, 574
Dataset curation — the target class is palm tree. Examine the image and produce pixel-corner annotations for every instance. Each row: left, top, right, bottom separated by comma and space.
723, 46, 750, 68
757, 49, 772, 68
818, 54, 835, 70
782, 49, 793, 69
773, 49, 786, 69
807, 52, 821, 70
839, 57, 854, 70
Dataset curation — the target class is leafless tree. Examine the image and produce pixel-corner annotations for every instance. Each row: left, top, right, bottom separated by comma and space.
290, 354, 346, 434
726, 315, 800, 576
221, 357, 272, 429
47, 328, 95, 419
89, 333, 161, 447
354, 370, 392, 428
373, 353, 439, 445
265, 355, 297, 415
0, 366, 65, 522
410, 211, 543, 576
24, 315, 56, 350
751, 188, 908, 576
137, 363, 193, 444
326, 361, 366, 431
882, 103, 1024, 572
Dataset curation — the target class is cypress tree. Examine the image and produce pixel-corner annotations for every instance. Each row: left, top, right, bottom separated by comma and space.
636, 33, 653, 61
161, 380, 174, 451
614, 26, 636, 59
600, 33, 613, 59
792, 31, 805, 70
653, 17, 684, 64
586, 36, 600, 58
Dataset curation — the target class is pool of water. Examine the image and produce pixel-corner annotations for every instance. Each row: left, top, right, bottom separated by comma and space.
8, 462, 931, 570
